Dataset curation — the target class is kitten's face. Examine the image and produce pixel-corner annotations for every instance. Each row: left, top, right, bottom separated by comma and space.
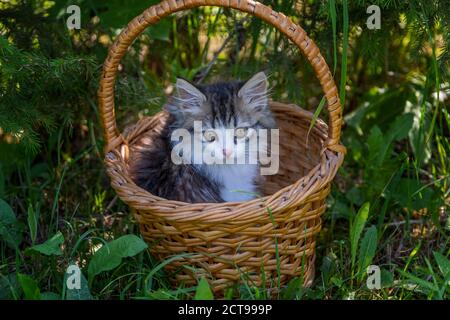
166, 72, 275, 165
194, 124, 257, 164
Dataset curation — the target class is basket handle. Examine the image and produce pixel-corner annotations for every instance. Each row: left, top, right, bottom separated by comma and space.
98, 0, 345, 154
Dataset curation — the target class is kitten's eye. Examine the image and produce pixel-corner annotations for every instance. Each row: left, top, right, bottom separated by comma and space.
234, 127, 247, 139
203, 130, 217, 142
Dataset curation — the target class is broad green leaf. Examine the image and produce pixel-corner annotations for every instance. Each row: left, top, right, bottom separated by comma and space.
0, 199, 16, 225
433, 251, 450, 277
95, 0, 161, 29
380, 269, 394, 288
375, 113, 414, 164
0, 199, 23, 249
367, 126, 384, 165
282, 277, 302, 299
0, 273, 20, 300
40, 292, 60, 300
331, 276, 343, 287
26, 231, 64, 256
358, 225, 378, 277
350, 202, 370, 269
17, 274, 41, 300
88, 234, 148, 280
65, 270, 92, 300
387, 113, 414, 142
194, 278, 214, 300
145, 19, 171, 42
366, 114, 415, 167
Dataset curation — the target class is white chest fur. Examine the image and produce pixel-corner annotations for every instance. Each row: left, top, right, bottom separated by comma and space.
204, 164, 259, 202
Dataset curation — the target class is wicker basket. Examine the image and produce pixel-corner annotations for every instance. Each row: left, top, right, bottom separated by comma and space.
98, 0, 346, 295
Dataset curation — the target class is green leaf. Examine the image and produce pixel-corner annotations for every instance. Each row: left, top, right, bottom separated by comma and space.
331, 276, 343, 287
387, 113, 414, 142
145, 19, 171, 42
17, 274, 41, 300
0, 199, 17, 224
95, 0, 161, 29
65, 270, 93, 300
380, 269, 394, 288
88, 234, 148, 280
368, 114, 414, 167
433, 251, 450, 277
40, 292, 60, 300
26, 231, 64, 256
0, 199, 23, 249
367, 126, 385, 165
358, 225, 378, 277
194, 278, 214, 300
0, 273, 20, 299
350, 202, 370, 269
282, 277, 302, 299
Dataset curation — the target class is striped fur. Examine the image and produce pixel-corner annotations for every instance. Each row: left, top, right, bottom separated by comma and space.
129, 72, 276, 203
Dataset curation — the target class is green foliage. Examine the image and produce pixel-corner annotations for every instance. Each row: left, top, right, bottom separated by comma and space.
0, 36, 98, 154
25, 231, 64, 256
398, 251, 450, 299
0, 0, 449, 300
17, 273, 41, 300
339, 0, 349, 107
194, 278, 214, 300
40, 292, 61, 300
65, 271, 93, 300
357, 225, 378, 278
0, 199, 23, 249
350, 202, 370, 270
88, 235, 148, 281
0, 273, 20, 299
27, 203, 38, 244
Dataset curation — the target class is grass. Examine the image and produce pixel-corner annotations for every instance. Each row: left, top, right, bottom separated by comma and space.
1, 123, 447, 299
339, 0, 349, 108
1, 0, 449, 300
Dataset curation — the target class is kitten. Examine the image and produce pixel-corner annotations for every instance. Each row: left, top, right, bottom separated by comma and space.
129, 72, 276, 203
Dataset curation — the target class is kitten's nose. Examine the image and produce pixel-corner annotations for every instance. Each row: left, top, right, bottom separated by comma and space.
222, 148, 232, 158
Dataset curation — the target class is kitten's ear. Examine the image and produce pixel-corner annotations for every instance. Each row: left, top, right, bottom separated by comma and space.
174, 78, 206, 109
238, 72, 268, 112
165, 78, 206, 115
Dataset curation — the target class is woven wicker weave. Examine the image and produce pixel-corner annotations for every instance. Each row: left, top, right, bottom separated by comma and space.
98, 0, 346, 295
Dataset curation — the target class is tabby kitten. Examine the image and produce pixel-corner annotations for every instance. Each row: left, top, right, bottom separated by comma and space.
129, 72, 276, 203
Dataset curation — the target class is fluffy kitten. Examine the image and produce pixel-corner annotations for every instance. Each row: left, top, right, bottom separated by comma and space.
129, 72, 276, 203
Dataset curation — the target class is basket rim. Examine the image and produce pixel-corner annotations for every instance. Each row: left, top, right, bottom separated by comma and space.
104, 101, 344, 223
